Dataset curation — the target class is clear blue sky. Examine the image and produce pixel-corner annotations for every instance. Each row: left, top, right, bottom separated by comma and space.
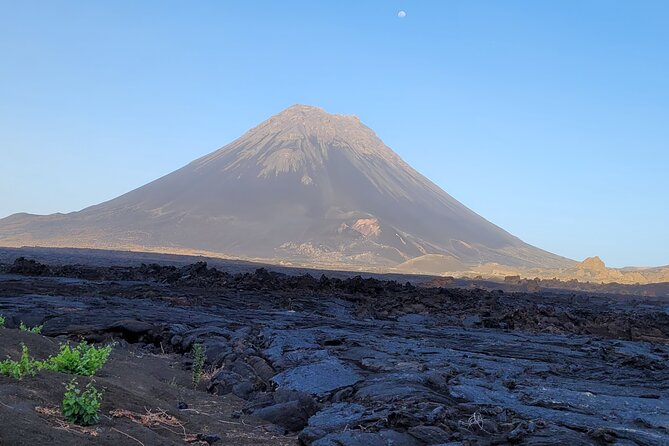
1, 1, 667, 267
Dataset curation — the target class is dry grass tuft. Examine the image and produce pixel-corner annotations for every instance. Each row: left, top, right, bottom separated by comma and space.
459, 411, 491, 434
34, 405, 100, 437
200, 364, 224, 383
110, 407, 186, 435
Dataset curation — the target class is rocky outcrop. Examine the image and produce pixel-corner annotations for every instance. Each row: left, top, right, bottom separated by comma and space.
579, 255, 607, 271
1, 258, 668, 445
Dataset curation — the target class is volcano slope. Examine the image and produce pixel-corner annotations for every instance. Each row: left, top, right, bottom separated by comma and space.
1, 255, 668, 446
0, 105, 571, 271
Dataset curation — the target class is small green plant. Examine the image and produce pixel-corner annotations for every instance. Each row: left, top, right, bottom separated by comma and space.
0, 314, 5, 328
0, 343, 43, 379
43, 341, 112, 376
19, 322, 43, 334
191, 343, 206, 387
61, 379, 102, 426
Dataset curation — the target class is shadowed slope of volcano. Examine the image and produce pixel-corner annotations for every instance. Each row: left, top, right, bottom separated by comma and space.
0, 105, 572, 268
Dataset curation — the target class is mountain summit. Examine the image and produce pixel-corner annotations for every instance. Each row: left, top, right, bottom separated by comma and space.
0, 105, 571, 269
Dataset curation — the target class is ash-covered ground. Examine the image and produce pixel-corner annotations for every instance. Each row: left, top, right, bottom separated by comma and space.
1, 255, 668, 446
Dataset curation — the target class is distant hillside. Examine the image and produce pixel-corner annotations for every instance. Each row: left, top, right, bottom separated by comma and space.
0, 105, 573, 270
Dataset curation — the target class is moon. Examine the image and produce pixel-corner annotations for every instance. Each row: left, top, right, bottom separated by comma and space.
397, 10, 407, 18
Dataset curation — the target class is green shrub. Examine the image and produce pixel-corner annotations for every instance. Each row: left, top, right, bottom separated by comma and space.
0, 314, 5, 328
61, 379, 102, 426
191, 343, 206, 387
0, 343, 43, 379
43, 341, 113, 376
19, 322, 43, 334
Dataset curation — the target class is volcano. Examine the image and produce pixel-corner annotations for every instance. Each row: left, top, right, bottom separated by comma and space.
0, 105, 571, 269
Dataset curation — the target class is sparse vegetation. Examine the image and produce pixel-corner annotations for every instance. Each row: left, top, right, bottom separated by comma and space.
191, 343, 206, 387
0, 314, 5, 328
43, 341, 113, 376
19, 322, 43, 334
61, 379, 103, 426
0, 340, 112, 380
0, 343, 43, 379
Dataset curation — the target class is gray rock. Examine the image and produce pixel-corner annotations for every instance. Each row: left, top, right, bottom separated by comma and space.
378, 430, 422, 446
170, 334, 183, 347
407, 425, 451, 444
208, 370, 243, 395
231, 381, 256, 399
356, 381, 449, 404
272, 358, 362, 395
398, 314, 430, 324
229, 360, 258, 380
182, 327, 232, 350
272, 388, 315, 405
332, 386, 355, 402
202, 339, 231, 366
6, 258, 669, 446
427, 406, 446, 423
360, 357, 394, 372
298, 426, 329, 445
252, 399, 317, 432
308, 403, 366, 431
312, 430, 420, 446
507, 423, 528, 443
247, 355, 275, 382
108, 319, 155, 341
462, 315, 481, 329
283, 349, 330, 365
